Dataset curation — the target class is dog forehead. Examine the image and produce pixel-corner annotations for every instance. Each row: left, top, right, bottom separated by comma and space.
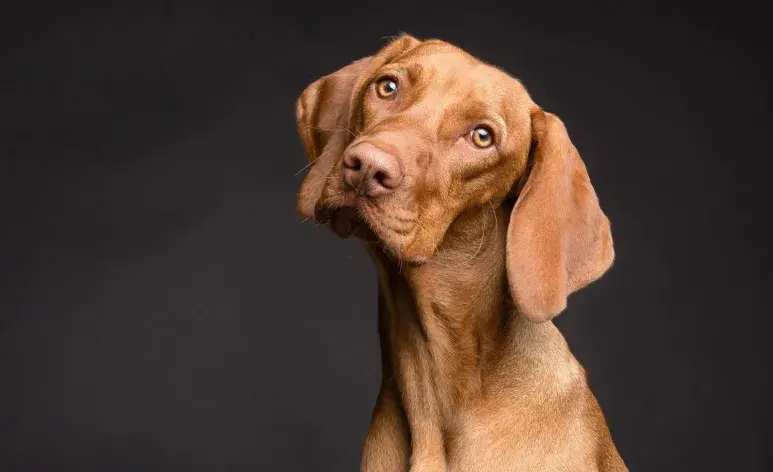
393, 44, 523, 99
398, 44, 485, 79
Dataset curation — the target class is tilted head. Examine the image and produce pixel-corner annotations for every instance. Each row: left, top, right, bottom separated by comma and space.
295, 34, 614, 323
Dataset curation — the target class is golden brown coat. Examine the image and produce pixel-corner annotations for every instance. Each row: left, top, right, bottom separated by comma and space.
295, 34, 626, 472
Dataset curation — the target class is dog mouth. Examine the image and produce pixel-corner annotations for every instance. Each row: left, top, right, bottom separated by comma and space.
318, 206, 371, 239
314, 204, 427, 266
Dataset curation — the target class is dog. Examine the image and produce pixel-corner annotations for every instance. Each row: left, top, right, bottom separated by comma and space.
294, 34, 627, 472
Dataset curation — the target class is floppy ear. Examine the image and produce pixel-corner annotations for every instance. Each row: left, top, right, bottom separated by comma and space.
295, 56, 371, 218
506, 109, 614, 323
295, 34, 422, 218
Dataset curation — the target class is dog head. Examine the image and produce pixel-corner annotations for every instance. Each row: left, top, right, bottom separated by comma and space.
295, 34, 613, 323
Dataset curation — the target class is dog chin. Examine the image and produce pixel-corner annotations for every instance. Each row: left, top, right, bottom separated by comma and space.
322, 206, 428, 267
378, 243, 428, 267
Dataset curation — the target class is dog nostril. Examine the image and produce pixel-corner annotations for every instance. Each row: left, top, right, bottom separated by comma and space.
344, 153, 362, 171
373, 170, 387, 186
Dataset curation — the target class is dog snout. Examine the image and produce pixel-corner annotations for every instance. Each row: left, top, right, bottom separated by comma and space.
342, 143, 404, 197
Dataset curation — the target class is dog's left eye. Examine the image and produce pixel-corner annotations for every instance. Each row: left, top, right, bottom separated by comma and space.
470, 126, 494, 148
376, 78, 399, 98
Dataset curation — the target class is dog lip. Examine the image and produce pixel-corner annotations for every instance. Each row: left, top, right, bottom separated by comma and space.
317, 199, 428, 266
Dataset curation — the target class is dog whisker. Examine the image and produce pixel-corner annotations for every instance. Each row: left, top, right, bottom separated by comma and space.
294, 154, 322, 176
412, 217, 430, 239
464, 207, 487, 265
415, 203, 429, 214
312, 126, 357, 139
294, 142, 346, 176
489, 200, 498, 235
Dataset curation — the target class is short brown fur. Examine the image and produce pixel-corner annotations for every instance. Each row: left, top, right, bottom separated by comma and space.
295, 34, 626, 471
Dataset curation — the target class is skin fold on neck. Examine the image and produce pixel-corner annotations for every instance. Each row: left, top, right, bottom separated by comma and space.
362, 201, 584, 466
366, 204, 512, 445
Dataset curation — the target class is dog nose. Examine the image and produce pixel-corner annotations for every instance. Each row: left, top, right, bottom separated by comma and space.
342, 143, 403, 197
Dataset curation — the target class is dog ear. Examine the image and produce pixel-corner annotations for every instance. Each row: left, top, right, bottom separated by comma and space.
505, 109, 614, 323
295, 34, 422, 218
295, 56, 371, 218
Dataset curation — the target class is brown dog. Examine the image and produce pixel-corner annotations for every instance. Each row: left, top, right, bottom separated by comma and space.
295, 34, 627, 472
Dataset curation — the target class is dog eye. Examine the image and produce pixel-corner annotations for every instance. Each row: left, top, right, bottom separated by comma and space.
375, 78, 399, 98
470, 126, 493, 148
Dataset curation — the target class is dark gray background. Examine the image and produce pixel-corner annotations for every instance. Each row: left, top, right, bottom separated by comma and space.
2, 3, 771, 471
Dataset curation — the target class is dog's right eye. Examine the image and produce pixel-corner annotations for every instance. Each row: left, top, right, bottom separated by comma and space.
375, 78, 399, 98
470, 126, 494, 148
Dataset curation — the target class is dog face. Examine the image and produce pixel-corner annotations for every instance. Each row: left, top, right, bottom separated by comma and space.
295, 35, 614, 323
298, 37, 532, 263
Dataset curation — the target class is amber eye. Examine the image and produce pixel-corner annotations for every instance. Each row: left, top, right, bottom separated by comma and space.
470, 126, 493, 148
375, 78, 398, 98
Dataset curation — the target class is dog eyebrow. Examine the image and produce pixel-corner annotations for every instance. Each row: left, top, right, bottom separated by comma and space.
405, 63, 424, 83
381, 63, 425, 85
434, 105, 505, 144
441, 101, 503, 130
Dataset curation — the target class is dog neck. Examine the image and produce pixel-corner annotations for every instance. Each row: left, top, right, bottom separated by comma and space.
366, 204, 515, 417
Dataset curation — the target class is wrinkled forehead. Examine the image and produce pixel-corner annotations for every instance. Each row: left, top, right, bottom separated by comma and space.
376, 41, 531, 124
